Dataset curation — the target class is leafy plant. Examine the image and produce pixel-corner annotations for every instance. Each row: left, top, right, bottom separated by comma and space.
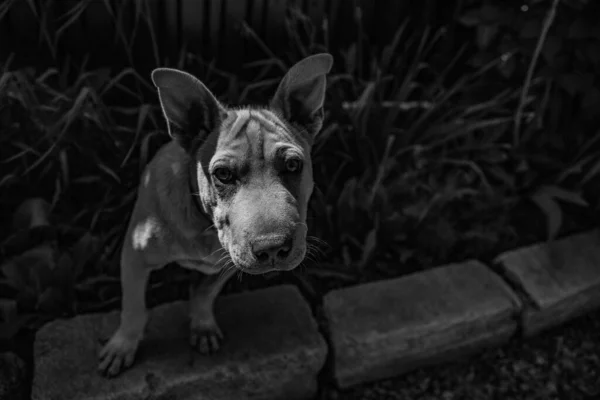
458, 0, 599, 240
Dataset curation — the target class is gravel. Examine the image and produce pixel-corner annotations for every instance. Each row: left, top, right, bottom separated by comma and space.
322, 308, 600, 400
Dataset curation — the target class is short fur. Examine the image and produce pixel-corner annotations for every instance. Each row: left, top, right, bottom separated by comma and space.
98, 54, 333, 377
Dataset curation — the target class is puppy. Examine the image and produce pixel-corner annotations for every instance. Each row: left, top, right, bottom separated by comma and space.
98, 53, 333, 377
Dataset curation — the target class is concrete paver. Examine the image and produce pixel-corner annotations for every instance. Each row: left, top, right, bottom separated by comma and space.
495, 230, 600, 336
323, 260, 522, 389
32, 285, 327, 400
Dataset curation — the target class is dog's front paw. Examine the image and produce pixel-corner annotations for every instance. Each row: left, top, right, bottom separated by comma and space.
98, 331, 140, 377
189, 321, 223, 355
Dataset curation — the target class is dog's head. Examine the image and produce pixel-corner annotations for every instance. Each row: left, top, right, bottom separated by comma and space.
151, 54, 332, 274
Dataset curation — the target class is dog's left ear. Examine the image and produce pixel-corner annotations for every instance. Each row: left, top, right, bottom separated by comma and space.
270, 53, 333, 137
151, 68, 226, 151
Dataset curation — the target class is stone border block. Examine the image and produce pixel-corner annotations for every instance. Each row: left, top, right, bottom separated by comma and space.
494, 229, 600, 337
323, 260, 522, 389
32, 285, 327, 400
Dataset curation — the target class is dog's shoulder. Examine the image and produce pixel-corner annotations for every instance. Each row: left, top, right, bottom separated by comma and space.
133, 141, 183, 215
137, 141, 189, 206
124, 139, 221, 268
143, 141, 188, 186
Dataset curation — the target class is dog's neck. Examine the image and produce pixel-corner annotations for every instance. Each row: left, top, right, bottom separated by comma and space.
187, 157, 213, 222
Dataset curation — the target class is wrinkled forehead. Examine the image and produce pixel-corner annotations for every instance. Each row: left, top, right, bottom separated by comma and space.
212, 108, 308, 163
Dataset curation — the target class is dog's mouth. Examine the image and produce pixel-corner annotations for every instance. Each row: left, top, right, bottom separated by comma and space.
228, 245, 306, 275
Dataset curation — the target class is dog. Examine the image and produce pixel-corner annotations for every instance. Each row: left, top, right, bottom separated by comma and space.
97, 53, 333, 377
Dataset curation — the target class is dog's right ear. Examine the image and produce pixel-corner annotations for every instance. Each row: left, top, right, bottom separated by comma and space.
270, 53, 333, 138
151, 68, 226, 151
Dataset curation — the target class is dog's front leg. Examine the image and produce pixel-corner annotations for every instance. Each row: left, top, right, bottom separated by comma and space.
188, 268, 236, 354
98, 246, 151, 377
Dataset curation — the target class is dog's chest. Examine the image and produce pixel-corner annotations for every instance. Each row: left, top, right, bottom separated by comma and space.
169, 227, 225, 274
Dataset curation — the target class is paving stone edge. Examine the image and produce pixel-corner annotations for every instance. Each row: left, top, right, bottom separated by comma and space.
318, 229, 600, 389
29, 229, 600, 397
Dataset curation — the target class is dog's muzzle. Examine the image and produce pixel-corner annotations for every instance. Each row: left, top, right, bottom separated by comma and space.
231, 231, 305, 274
251, 234, 294, 266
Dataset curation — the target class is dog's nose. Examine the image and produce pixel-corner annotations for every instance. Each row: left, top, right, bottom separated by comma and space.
252, 236, 293, 264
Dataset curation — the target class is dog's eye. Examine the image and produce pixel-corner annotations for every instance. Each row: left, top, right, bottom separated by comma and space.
285, 159, 302, 173
213, 167, 234, 183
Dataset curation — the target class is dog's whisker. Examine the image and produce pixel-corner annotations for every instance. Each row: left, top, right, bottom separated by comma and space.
297, 261, 310, 276
202, 224, 217, 234
311, 256, 323, 264
216, 252, 231, 264
208, 249, 222, 259
217, 256, 233, 271
313, 248, 326, 260
305, 254, 317, 264
307, 235, 330, 248
305, 248, 316, 260
225, 262, 235, 274
305, 239, 328, 254
306, 243, 324, 258
218, 262, 234, 281
308, 239, 328, 249
307, 234, 326, 243
307, 241, 327, 257
208, 246, 226, 258
217, 258, 236, 281
217, 265, 228, 276
297, 261, 305, 272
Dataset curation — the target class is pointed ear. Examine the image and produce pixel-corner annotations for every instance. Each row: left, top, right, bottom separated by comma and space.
151, 68, 226, 151
269, 53, 333, 136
